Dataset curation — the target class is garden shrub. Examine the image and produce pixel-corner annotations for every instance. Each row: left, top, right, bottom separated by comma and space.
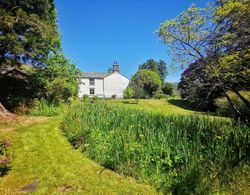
28, 98, 64, 116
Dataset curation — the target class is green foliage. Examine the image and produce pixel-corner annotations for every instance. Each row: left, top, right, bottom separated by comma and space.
129, 69, 162, 99
28, 98, 64, 116
178, 59, 224, 111
0, 1, 79, 110
0, 139, 11, 176
36, 53, 80, 103
0, 118, 155, 193
157, 3, 213, 69
122, 99, 139, 105
215, 91, 250, 119
82, 95, 90, 102
153, 90, 168, 99
62, 103, 250, 194
139, 59, 167, 82
0, 0, 60, 69
158, 0, 250, 122
111, 94, 117, 99
162, 82, 174, 96
123, 87, 135, 99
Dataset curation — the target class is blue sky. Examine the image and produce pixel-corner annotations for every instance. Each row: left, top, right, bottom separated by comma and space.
55, 0, 211, 82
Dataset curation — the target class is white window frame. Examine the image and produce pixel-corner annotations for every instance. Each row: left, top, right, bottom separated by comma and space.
89, 78, 95, 85
89, 88, 95, 95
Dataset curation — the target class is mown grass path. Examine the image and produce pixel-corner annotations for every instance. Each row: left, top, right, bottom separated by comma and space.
0, 117, 156, 194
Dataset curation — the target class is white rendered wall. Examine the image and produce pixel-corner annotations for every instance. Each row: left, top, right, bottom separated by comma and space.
78, 78, 104, 97
104, 73, 129, 98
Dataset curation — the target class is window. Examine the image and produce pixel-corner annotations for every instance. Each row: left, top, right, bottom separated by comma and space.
89, 78, 95, 85
90, 88, 95, 95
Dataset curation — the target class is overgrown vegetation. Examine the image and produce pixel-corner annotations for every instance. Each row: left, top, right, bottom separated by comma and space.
0, 139, 11, 176
61, 102, 250, 194
27, 99, 65, 117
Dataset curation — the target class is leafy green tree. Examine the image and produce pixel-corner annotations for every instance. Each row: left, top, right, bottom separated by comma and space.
157, 1, 249, 122
157, 4, 213, 69
130, 69, 162, 98
0, 0, 80, 109
162, 82, 174, 96
123, 87, 135, 99
0, 0, 60, 69
139, 59, 167, 82
36, 53, 79, 103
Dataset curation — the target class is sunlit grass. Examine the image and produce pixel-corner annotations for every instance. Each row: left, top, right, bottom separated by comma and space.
0, 118, 156, 194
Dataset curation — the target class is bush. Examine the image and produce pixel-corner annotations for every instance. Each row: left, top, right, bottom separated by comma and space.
122, 99, 139, 104
129, 69, 162, 98
162, 82, 174, 96
123, 87, 135, 99
215, 91, 250, 120
111, 94, 117, 99
0, 139, 12, 176
28, 98, 64, 116
61, 103, 250, 194
153, 90, 167, 99
82, 95, 89, 102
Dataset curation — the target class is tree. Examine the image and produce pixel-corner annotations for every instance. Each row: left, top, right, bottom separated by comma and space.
129, 69, 162, 99
139, 59, 167, 82
157, 1, 249, 122
123, 87, 135, 99
178, 59, 224, 110
0, 0, 80, 110
36, 53, 79, 103
157, 4, 214, 69
0, 0, 60, 69
162, 82, 174, 96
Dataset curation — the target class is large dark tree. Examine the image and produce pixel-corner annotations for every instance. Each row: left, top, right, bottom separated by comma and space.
0, 0, 60, 69
0, 0, 79, 110
178, 59, 224, 111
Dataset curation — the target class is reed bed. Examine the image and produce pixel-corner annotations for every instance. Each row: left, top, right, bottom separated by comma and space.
61, 102, 250, 194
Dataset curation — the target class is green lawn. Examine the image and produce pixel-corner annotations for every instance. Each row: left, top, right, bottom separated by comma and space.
0, 117, 156, 194
105, 99, 209, 115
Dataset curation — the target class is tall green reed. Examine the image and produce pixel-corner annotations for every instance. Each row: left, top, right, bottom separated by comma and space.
61, 102, 250, 194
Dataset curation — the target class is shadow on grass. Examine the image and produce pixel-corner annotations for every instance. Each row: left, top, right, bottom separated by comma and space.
167, 99, 199, 112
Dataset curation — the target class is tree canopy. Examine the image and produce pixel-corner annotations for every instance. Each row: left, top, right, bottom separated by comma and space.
157, 0, 250, 123
0, 0, 79, 110
129, 69, 162, 99
0, 0, 60, 69
139, 59, 167, 82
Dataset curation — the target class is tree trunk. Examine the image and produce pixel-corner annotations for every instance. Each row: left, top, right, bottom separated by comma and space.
223, 90, 242, 120
0, 102, 14, 119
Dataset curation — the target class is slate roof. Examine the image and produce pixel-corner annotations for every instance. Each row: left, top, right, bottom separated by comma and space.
80, 72, 108, 79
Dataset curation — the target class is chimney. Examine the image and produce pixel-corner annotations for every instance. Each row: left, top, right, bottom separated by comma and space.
108, 67, 113, 75
113, 61, 119, 73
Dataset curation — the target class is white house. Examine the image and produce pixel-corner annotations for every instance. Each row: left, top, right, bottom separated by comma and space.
78, 62, 129, 98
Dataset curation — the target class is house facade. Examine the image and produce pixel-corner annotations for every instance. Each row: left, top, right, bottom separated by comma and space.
78, 62, 129, 98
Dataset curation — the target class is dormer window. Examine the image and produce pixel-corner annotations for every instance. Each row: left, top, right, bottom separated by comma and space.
89, 78, 95, 85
